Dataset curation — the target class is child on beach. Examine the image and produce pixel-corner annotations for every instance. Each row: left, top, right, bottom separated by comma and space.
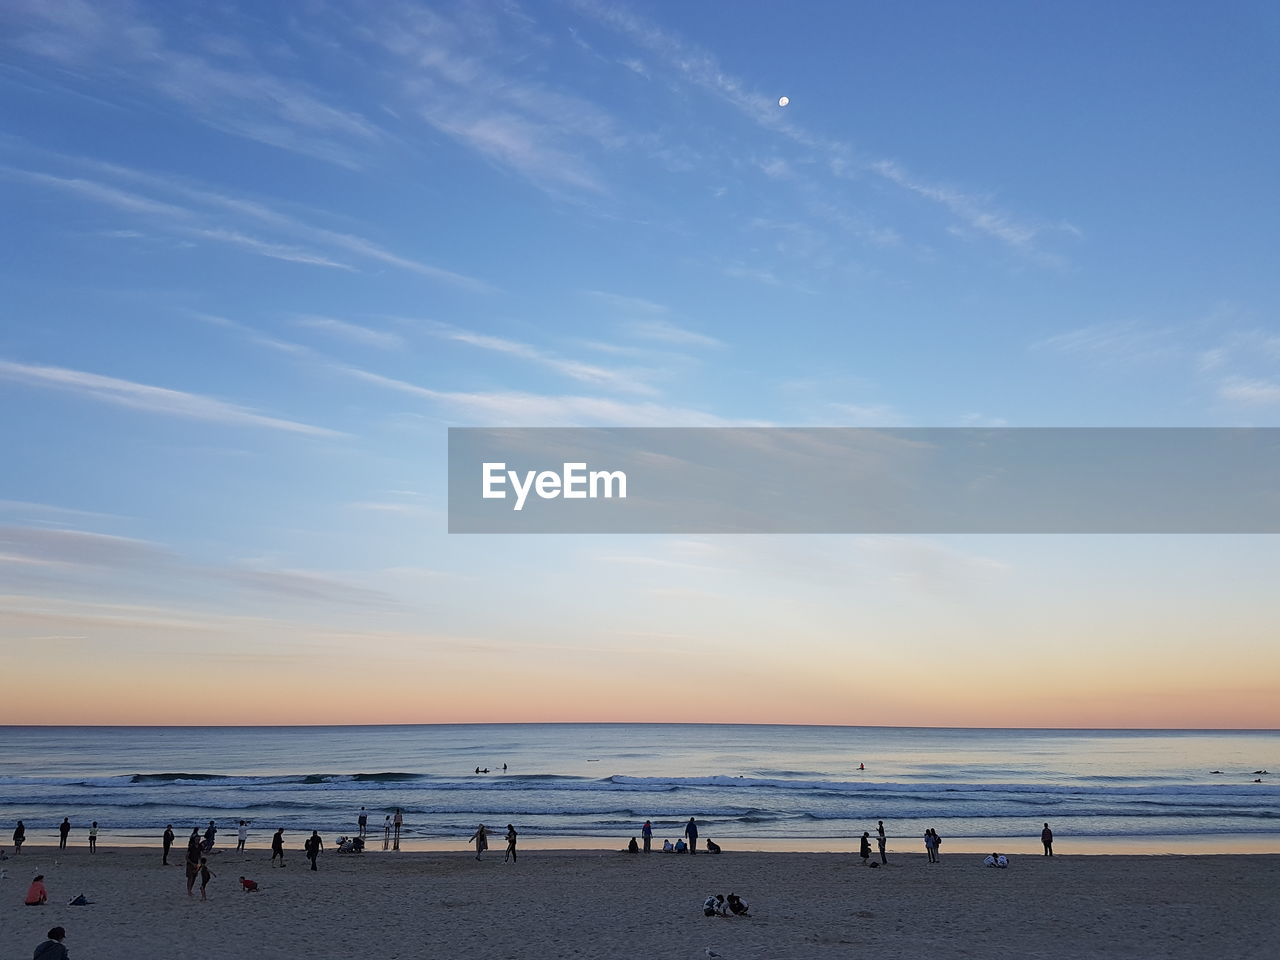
237, 820, 248, 852
239, 876, 259, 892
88, 821, 98, 853
727, 893, 749, 916
199, 858, 215, 899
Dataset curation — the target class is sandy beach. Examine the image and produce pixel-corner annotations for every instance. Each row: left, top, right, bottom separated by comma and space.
2, 845, 1277, 959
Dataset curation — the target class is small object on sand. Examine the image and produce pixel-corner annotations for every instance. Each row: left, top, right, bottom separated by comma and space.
706, 949, 723, 959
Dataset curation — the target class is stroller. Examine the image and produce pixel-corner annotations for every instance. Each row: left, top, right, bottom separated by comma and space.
335, 835, 365, 854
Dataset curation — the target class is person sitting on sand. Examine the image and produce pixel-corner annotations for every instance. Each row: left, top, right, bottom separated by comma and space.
627, 837, 639, 854
25, 875, 48, 905
662, 839, 675, 853
674, 838, 688, 853
726, 893, 749, 916
239, 876, 259, 892
33, 926, 68, 960
703, 894, 729, 917
983, 852, 1009, 867
706, 839, 721, 854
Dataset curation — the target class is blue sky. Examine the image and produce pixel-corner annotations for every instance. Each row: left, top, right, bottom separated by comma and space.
1, 0, 1278, 726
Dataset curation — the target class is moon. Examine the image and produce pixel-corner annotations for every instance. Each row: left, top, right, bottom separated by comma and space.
778, 96, 790, 107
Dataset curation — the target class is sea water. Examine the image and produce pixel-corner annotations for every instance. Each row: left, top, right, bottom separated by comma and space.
1, 724, 1276, 853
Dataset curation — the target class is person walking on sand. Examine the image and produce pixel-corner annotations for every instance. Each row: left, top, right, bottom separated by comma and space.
859, 831, 871, 865
237, 820, 248, 852
383, 815, 391, 850
469, 823, 488, 860
202, 820, 217, 853
504, 823, 518, 863
88, 821, 98, 854
1041, 822, 1054, 856
58, 818, 70, 851
685, 817, 699, 855
13, 820, 25, 855
162, 824, 174, 864
305, 831, 323, 871
876, 820, 887, 864
393, 808, 403, 850
270, 828, 285, 867
641, 819, 653, 853
358, 807, 368, 839
32, 926, 68, 960
198, 857, 215, 899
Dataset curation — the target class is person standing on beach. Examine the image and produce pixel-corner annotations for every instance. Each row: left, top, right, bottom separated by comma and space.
162, 825, 174, 865
641, 819, 653, 853
923, 829, 937, 863
185, 840, 201, 895
859, 831, 871, 865
685, 817, 699, 855
88, 821, 98, 853
1041, 823, 1054, 856
305, 831, 323, 871
504, 823, 517, 863
469, 823, 488, 860
58, 818, 70, 851
237, 820, 248, 852
358, 807, 368, 839
383, 815, 391, 850
876, 820, 887, 864
202, 820, 217, 852
270, 828, 285, 867
393, 808, 403, 850
14, 820, 25, 854
932, 829, 943, 860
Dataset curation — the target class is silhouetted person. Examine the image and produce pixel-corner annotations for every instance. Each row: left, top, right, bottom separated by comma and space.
33, 926, 68, 960
58, 818, 70, 851
504, 823, 518, 862
13, 820, 25, 854
859, 831, 871, 864
270, 828, 285, 867
1041, 823, 1053, 856
641, 819, 653, 853
162, 825, 174, 864
685, 817, 699, 854
877, 820, 887, 864
305, 831, 322, 870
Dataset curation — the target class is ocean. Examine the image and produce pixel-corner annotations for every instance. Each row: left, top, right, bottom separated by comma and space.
1, 724, 1276, 854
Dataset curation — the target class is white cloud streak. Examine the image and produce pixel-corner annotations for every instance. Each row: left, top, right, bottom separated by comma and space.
0, 358, 343, 437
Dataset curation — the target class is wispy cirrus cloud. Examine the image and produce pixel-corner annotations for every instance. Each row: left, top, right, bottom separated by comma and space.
431, 325, 658, 395
1, 0, 382, 168
567, 0, 1072, 259
293, 316, 406, 350
368, 4, 621, 195
0, 358, 342, 437
4, 156, 487, 288
581, 290, 721, 348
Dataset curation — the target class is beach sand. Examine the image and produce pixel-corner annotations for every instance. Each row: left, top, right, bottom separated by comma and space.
2, 845, 1276, 959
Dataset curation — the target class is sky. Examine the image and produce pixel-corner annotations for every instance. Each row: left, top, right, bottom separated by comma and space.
1, 0, 1277, 727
